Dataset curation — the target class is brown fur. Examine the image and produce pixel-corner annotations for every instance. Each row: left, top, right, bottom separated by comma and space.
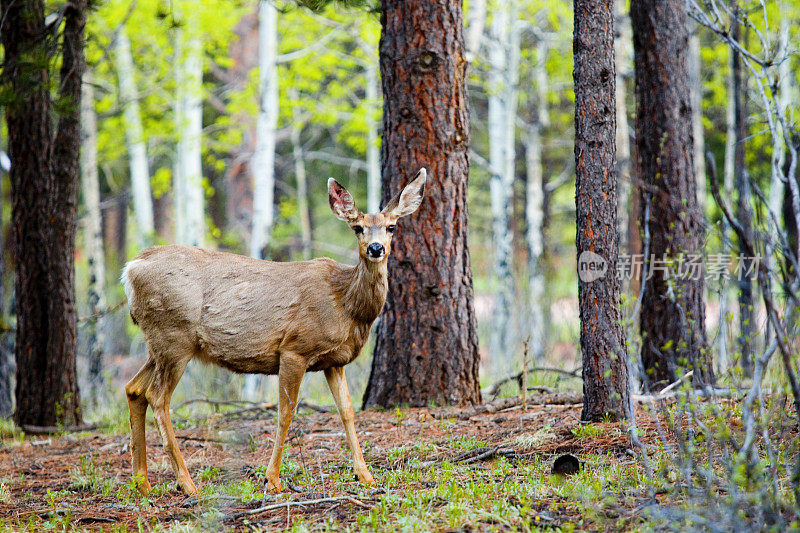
122, 169, 426, 495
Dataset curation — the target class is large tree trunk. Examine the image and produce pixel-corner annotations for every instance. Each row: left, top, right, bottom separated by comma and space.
363, 0, 481, 408
80, 75, 107, 401
487, 0, 518, 374
2, 0, 86, 427
632, 0, 712, 387
525, 41, 549, 362
249, 0, 279, 260
115, 30, 155, 249
731, 9, 754, 376
574, 0, 630, 421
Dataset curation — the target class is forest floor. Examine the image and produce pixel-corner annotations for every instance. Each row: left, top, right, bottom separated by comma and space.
0, 395, 688, 531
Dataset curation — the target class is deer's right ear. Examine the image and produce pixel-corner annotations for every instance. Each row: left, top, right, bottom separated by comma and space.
328, 178, 360, 222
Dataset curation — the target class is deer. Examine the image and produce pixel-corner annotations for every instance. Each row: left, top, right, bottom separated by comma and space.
121, 168, 427, 495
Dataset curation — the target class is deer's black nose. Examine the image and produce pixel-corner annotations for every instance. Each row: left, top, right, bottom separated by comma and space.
367, 243, 385, 257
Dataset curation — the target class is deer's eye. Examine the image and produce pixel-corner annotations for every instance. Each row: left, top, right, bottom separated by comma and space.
353, 225, 364, 234
387, 225, 396, 233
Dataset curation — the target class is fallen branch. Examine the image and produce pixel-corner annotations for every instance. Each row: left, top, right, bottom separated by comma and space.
226, 495, 369, 519
21, 424, 99, 435
454, 446, 517, 464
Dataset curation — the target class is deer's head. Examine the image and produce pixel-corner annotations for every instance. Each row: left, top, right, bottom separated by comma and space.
328, 168, 427, 263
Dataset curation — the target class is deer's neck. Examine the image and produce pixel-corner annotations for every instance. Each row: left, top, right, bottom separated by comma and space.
332, 258, 388, 324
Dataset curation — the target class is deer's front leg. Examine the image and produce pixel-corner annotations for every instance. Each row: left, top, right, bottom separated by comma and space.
265, 354, 305, 494
324, 366, 374, 485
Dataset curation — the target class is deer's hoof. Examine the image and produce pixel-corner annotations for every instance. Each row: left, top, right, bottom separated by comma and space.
266, 478, 282, 493
357, 470, 375, 485
180, 481, 199, 496
133, 476, 152, 495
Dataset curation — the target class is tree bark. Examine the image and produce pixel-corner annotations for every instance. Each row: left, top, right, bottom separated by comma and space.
632, 0, 712, 387
115, 30, 155, 248
364, 0, 481, 408
2, 0, 86, 427
574, 0, 630, 421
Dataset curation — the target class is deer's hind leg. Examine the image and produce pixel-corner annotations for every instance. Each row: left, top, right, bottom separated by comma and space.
125, 358, 157, 494
145, 338, 197, 495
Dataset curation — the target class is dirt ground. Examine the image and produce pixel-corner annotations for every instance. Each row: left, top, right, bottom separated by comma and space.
0, 397, 664, 531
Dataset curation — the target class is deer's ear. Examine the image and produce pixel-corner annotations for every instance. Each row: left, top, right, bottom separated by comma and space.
328, 178, 360, 222
383, 168, 427, 218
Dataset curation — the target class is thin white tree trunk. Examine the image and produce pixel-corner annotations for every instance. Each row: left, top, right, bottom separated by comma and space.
488, 0, 517, 374
614, 1, 632, 251
526, 42, 549, 362
245, 0, 279, 400
465, 0, 487, 62
290, 91, 312, 260
80, 75, 107, 400
181, 31, 205, 248
366, 59, 381, 213
115, 30, 154, 248
689, 27, 706, 212
718, 51, 737, 372
173, 29, 186, 245
249, 0, 279, 260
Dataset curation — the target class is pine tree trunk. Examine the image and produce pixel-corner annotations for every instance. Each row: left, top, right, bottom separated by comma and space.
364, 0, 481, 408
632, 0, 712, 387
249, 0, 278, 260
731, 9, 754, 376
80, 75, 107, 400
574, 0, 630, 421
2, 0, 86, 427
115, 30, 154, 248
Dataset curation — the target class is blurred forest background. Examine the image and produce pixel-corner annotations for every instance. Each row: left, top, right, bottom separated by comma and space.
0, 0, 798, 419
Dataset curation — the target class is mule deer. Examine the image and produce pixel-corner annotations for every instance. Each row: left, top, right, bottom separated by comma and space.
122, 168, 426, 495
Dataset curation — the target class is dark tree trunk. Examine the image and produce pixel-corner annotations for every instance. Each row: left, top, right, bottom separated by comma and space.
0, 120, 12, 419
574, 0, 630, 421
363, 0, 481, 408
632, 0, 713, 387
1, 0, 86, 427
731, 9, 754, 376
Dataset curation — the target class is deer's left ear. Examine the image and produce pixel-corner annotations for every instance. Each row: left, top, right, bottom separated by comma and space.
328, 178, 360, 221
383, 168, 427, 218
